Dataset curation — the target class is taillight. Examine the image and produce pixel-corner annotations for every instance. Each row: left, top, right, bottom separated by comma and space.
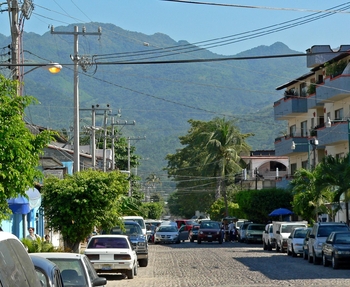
114, 254, 131, 260
86, 254, 99, 260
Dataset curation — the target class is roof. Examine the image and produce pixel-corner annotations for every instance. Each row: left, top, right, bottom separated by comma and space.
275, 71, 314, 90
90, 234, 129, 239
30, 252, 86, 259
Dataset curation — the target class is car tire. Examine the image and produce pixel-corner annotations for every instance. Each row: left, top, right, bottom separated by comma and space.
190, 237, 194, 243
332, 254, 339, 269
308, 250, 313, 263
303, 250, 308, 260
292, 247, 297, 257
126, 267, 134, 279
276, 243, 280, 252
197, 239, 201, 244
267, 242, 272, 251
322, 254, 329, 267
139, 258, 148, 267
263, 241, 267, 250
313, 250, 320, 265
134, 263, 138, 276
287, 248, 291, 256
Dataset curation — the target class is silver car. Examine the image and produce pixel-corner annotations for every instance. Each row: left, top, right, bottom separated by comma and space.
154, 225, 187, 244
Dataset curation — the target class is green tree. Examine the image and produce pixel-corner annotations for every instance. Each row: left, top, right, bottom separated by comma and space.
317, 155, 350, 225
0, 75, 53, 221
41, 169, 129, 252
291, 166, 334, 223
165, 117, 252, 218
142, 202, 165, 219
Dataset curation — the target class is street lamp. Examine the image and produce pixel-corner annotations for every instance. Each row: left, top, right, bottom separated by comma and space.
325, 117, 350, 164
291, 138, 319, 170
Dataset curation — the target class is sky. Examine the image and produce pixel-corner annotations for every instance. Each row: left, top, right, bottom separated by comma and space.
1, 0, 350, 55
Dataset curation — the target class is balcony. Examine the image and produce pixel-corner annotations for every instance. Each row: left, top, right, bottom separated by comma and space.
317, 121, 349, 146
274, 95, 308, 120
274, 136, 309, 156
306, 45, 350, 68
315, 75, 350, 103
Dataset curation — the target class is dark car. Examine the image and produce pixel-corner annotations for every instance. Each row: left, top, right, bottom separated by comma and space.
107, 221, 148, 267
29, 255, 64, 287
322, 231, 350, 269
189, 224, 200, 242
197, 221, 223, 244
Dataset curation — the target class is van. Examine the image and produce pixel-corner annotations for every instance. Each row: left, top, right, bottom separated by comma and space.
0, 231, 41, 286
122, 216, 147, 236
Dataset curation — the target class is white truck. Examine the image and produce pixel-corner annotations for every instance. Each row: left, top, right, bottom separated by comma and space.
273, 221, 308, 253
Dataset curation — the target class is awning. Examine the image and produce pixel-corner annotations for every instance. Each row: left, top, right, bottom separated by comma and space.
7, 188, 41, 214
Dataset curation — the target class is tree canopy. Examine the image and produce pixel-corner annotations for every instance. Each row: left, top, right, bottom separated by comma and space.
0, 75, 53, 221
41, 169, 129, 252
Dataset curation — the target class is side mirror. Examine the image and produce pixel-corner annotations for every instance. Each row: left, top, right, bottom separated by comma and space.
92, 277, 107, 286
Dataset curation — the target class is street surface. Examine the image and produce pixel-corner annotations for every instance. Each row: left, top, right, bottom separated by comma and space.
104, 241, 350, 287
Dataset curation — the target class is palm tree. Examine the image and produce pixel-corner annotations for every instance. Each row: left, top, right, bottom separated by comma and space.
202, 117, 252, 216
145, 173, 161, 202
317, 155, 350, 225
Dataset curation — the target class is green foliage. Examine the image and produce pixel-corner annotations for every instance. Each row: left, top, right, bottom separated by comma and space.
41, 169, 129, 252
235, 188, 293, 223
142, 202, 165, 219
325, 60, 347, 78
207, 198, 226, 221
21, 238, 56, 253
0, 75, 54, 221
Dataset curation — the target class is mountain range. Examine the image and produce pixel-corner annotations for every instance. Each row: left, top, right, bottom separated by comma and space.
0, 22, 309, 182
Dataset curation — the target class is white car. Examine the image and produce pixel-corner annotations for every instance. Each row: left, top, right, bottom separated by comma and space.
287, 227, 310, 257
85, 235, 138, 279
31, 252, 107, 287
154, 225, 183, 244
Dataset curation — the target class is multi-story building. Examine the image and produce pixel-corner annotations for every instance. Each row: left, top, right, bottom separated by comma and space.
274, 45, 350, 176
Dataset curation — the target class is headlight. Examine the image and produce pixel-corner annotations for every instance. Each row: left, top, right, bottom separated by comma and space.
200, 231, 203, 235
138, 242, 145, 246
246, 233, 251, 237
336, 250, 350, 255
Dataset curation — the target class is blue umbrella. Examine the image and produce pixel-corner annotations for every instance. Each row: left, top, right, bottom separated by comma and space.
269, 208, 293, 217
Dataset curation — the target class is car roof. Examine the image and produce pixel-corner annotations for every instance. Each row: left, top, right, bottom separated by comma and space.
31, 252, 86, 259
30, 255, 58, 271
91, 234, 129, 239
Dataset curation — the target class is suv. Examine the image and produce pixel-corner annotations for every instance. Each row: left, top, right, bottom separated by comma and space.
308, 222, 349, 265
263, 223, 275, 251
108, 221, 149, 267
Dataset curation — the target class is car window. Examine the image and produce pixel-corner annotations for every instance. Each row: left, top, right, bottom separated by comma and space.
248, 225, 265, 231
88, 237, 129, 248
110, 224, 142, 235
83, 256, 99, 282
269, 225, 273, 233
200, 222, 219, 229
34, 268, 48, 287
158, 226, 178, 232
318, 226, 349, 237
294, 229, 308, 238
47, 258, 87, 286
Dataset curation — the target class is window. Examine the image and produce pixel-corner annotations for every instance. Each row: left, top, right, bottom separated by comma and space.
311, 118, 315, 129
300, 82, 307, 97
335, 108, 343, 120
300, 121, 307, 137
301, 160, 308, 169
290, 163, 297, 175
289, 125, 296, 137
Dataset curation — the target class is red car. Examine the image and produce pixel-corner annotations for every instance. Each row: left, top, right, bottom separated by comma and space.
197, 221, 223, 244
175, 220, 196, 231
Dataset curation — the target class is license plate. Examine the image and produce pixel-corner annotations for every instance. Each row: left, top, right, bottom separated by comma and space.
207, 235, 212, 238
102, 264, 112, 270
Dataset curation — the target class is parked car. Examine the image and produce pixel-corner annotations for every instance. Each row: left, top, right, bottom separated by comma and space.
122, 216, 147, 237
32, 252, 107, 286
322, 231, 350, 269
245, 223, 265, 244
287, 227, 311, 257
106, 221, 148, 267
0, 231, 41, 287
302, 228, 312, 260
238, 221, 253, 243
308, 222, 349, 264
29, 254, 64, 287
175, 219, 197, 231
197, 220, 223, 244
85, 234, 138, 279
189, 224, 200, 242
178, 225, 190, 242
235, 219, 248, 231
154, 224, 185, 244
263, 223, 275, 251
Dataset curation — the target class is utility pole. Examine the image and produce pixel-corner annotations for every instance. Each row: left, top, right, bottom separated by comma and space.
127, 136, 146, 197
51, 26, 101, 173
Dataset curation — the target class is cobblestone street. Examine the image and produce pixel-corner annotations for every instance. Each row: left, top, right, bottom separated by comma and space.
104, 241, 350, 286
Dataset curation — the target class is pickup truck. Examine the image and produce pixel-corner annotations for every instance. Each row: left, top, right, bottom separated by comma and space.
263, 223, 275, 251
273, 221, 308, 253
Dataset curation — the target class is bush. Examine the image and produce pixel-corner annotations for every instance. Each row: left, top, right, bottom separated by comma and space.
21, 237, 56, 253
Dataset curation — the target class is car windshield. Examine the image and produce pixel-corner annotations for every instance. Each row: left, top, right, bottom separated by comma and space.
47, 258, 87, 286
192, 225, 200, 230
318, 226, 349, 237
281, 225, 306, 233
88, 237, 129, 249
200, 222, 219, 229
294, 229, 308, 238
110, 224, 142, 235
158, 226, 178, 232
334, 233, 350, 244
247, 225, 265, 231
